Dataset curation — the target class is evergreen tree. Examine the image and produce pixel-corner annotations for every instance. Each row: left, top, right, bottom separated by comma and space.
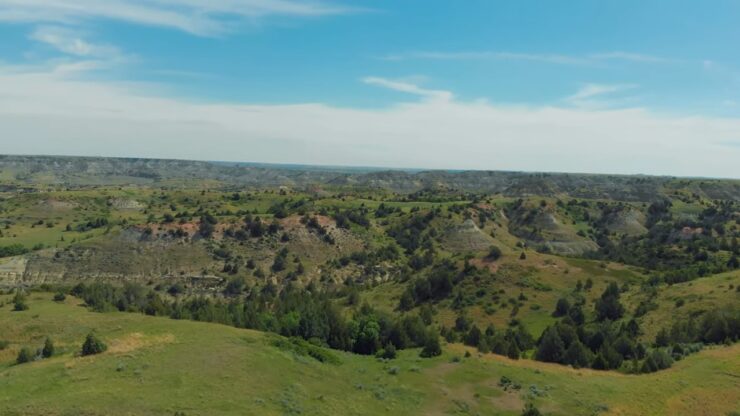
420, 331, 442, 358
553, 298, 570, 317
521, 403, 542, 416
81, 333, 107, 356
12, 291, 28, 311
16, 347, 33, 364
564, 340, 592, 368
42, 338, 54, 358
507, 341, 521, 359
465, 325, 482, 347
595, 282, 624, 321
535, 326, 565, 363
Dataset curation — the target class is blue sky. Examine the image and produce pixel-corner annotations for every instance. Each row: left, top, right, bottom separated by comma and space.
0, 0, 739, 177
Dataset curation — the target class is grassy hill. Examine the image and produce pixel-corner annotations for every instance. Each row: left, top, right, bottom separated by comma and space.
1, 293, 738, 416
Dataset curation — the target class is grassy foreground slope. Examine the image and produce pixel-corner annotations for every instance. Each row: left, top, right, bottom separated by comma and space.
1, 294, 739, 416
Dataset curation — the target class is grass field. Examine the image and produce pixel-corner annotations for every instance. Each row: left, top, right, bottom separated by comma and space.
1, 293, 738, 416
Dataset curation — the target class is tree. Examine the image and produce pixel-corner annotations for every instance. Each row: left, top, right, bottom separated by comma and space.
223, 277, 245, 296
399, 290, 414, 311
487, 245, 502, 261
567, 305, 585, 326
535, 326, 565, 363
655, 328, 670, 347
42, 338, 54, 358
465, 325, 482, 347
553, 298, 570, 317
420, 332, 442, 358
198, 215, 216, 238
521, 403, 542, 416
564, 340, 592, 368
591, 353, 608, 370
507, 341, 521, 359
377, 342, 397, 359
595, 282, 624, 321
16, 347, 33, 364
81, 333, 107, 356
13, 291, 28, 311
455, 314, 471, 332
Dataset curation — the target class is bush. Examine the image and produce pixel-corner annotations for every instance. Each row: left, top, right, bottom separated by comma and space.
487, 245, 503, 261
420, 333, 442, 358
12, 291, 29, 311
81, 333, 107, 356
521, 402, 542, 416
53, 292, 66, 302
42, 338, 55, 358
16, 347, 33, 364
553, 298, 570, 317
0, 340, 9, 350
377, 343, 397, 360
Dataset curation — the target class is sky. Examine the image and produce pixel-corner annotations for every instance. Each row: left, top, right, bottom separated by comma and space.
0, 0, 739, 178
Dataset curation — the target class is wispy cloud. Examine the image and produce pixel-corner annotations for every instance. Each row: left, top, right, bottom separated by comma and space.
362, 76, 453, 101
0, 0, 357, 36
564, 83, 638, 109
30, 26, 121, 58
381, 50, 669, 66
589, 51, 669, 63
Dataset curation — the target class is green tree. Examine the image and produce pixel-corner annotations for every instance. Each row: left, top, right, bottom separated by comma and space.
487, 245, 502, 261
507, 341, 521, 359
420, 332, 442, 358
377, 342, 397, 360
553, 298, 570, 317
535, 326, 565, 363
42, 338, 54, 358
595, 282, 624, 321
521, 402, 542, 416
13, 291, 28, 311
81, 333, 107, 356
564, 340, 592, 368
16, 347, 33, 364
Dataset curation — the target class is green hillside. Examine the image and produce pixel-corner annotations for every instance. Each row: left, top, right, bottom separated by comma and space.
1, 293, 738, 416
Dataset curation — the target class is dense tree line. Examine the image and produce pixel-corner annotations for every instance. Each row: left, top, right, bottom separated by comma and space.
71, 282, 439, 357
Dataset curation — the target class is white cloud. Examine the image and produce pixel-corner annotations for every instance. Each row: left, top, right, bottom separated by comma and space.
0, 0, 355, 36
382, 50, 668, 66
0, 64, 739, 178
589, 51, 669, 63
362, 77, 453, 101
30, 26, 121, 58
564, 83, 638, 109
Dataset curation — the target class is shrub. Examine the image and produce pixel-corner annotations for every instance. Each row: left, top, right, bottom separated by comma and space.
521, 403, 542, 416
420, 333, 442, 358
13, 291, 28, 311
53, 292, 66, 302
487, 245, 502, 261
16, 347, 33, 364
81, 333, 107, 356
376, 343, 397, 360
0, 340, 9, 350
42, 338, 55, 358
553, 298, 570, 317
